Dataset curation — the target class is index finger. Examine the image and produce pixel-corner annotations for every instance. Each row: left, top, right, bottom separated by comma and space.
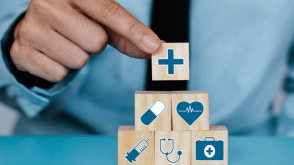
72, 0, 161, 54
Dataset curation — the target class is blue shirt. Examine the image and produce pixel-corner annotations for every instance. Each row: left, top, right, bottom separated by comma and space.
1, 0, 294, 136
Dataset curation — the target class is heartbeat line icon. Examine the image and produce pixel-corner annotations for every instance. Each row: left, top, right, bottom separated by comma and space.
178, 105, 203, 113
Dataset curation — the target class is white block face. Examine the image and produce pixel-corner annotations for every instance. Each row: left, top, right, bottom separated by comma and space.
150, 100, 166, 116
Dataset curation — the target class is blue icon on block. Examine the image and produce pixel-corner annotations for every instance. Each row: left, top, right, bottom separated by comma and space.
159, 138, 182, 163
176, 101, 204, 126
125, 138, 150, 163
141, 100, 166, 125
196, 137, 224, 161
158, 49, 184, 75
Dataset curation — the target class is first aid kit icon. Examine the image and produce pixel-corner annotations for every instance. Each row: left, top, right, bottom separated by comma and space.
195, 137, 224, 161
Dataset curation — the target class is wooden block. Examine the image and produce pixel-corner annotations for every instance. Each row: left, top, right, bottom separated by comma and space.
172, 91, 209, 131
152, 43, 189, 80
155, 131, 191, 165
135, 91, 171, 131
118, 126, 155, 165
191, 126, 228, 165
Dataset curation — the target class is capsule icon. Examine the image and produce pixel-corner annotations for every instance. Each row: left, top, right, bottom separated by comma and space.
141, 100, 166, 125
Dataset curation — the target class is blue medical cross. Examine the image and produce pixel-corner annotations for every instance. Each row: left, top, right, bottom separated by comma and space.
158, 49, 184, 74
206, 147, 213, 155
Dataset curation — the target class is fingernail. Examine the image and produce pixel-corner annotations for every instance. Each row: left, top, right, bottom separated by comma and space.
143, 35, 160, 51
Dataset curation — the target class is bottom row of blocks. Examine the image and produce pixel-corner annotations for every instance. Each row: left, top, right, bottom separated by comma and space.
118, 126, 228, 165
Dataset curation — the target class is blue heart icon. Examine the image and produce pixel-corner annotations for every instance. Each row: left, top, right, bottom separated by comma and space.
176, 101, 204, 126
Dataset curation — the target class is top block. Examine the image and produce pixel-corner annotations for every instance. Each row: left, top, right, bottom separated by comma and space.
152, 43, 189, 81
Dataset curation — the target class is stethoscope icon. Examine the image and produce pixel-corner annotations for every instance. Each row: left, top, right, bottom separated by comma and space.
159, 138, 182, 163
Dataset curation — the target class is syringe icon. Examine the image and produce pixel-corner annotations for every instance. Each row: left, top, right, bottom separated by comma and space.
125, 138, 151, 163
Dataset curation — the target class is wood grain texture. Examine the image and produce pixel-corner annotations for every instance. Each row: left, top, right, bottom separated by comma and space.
155, 131, 191, 165
152, 43, 189, 80
172, 91, 209, 131
135, 91, 171, 131
192, 126, 228, 165
118, 126, 155, 165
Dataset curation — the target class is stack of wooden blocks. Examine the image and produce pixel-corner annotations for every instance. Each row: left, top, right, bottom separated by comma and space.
118, 43, 228, 165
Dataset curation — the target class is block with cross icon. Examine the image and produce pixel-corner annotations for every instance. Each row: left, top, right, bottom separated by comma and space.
152, 43, 189, 80
191, 126, 228, 165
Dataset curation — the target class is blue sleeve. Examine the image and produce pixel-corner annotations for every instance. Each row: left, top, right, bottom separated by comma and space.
277, 44, 294, 136
0, 0, 87, 118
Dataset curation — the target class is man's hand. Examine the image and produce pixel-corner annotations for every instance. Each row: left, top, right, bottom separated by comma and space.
10, 0, 161, 82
